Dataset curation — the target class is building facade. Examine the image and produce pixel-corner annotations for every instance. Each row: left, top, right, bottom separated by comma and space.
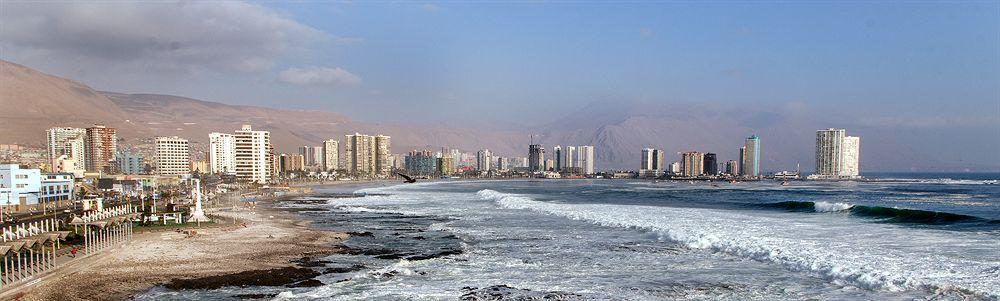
322, 139, 339, 171
528, 144, 544, 172
46, 127, 86, 173
476, 149, 493, 171
374, 135, 392, 177
681, 151, 705, 177
741, 135, 760, 177
115, 150, 144, 175
209, 132, 237, 174
813, 129, 860, 179
155, 136, 190, 176
404, 150, 437, 176
234, 125, 271, 183
703, 153, 718, 175
84, 124, 117, 173
0, 164, 40, 211
578, 146, 595, 175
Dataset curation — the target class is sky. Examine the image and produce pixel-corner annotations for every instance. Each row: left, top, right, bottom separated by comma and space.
1, 1, 998, 128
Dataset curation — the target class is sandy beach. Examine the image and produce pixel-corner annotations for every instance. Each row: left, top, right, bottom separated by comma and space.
16, 197, 348, 301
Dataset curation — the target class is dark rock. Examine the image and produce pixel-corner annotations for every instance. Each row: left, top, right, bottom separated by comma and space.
323, 264, 366, 274
405, 249, 463, 261
233, 293, 278, 299
347, 231, 374, 237
287, 279, 324, 288
164, 267, 321, 290
293, 257, 332, 267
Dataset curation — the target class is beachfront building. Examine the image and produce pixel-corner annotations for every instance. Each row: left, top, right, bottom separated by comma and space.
234, 125, 272, 184
155, 136, 190, 176
640, 148, 665, 178
703, 153, 718, 175
209, 132, 237, 174
578, 146, 595, 175
725, 160, 739, 176
299, 146, 316, 167
741, 135, 760, 177
562, 146, 576, 172
681, 151, 705, 177
322, 139, 339, 171
404, 150, 436, 176
812, 128, 861, 179
477, 149, 493, 171
374, 135, 392, 177
528, 144, 545, 172
84, 124, 117, 173
669, 161, 681, 174
437, 157, 455, 176
46, 127, 86, 174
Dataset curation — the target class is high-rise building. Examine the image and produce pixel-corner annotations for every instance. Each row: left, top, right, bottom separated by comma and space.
669, 161, 681, 174
299, 146, 315, 166
46, 127, 86, 173
84, 124, 117, 173
553, 146, 562, 171
741, 135, 760, 177
115, 150, 144, 175
843, 136, 860, 177
374, 135, 392, 176
578, 146, 595, 174
544, 159, 554, 171
476, 149, 493, 171
209, 133, 237, 174
234, 125, 271, 183
437, 157, 454, 175
322, 139, 339, 171
681, 151, 704, 177
814, 128, 845, 176
703, 153, 718, 175
813, 129, 860, 179
345, 133, 373, 177
562, 146, 576, 171
496, 157, 509, 171
725, 160, 739, 175
404, 150, 436, 176
529, 144, 545, 172
641, 148, 666, 172
155, 136, 190, 176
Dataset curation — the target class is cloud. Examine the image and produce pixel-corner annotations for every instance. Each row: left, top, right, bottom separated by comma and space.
278, 67, 361, 87
0, 1, 325, 73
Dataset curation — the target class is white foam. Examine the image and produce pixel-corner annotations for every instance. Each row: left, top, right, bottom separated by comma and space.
813, 201, 854, 212
476, 189, 999, 297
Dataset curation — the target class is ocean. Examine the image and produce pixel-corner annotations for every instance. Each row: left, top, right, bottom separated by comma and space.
141, 174, 1000, 300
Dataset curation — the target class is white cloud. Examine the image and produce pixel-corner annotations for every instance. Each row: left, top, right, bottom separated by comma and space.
0, 1, 325, 73
278, 67, 361, 87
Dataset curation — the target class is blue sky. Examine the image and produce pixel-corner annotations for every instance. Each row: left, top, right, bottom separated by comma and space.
2, 1, 997, 125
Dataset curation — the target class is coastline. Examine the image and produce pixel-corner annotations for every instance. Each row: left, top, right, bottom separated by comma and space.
15, 182, 376, 301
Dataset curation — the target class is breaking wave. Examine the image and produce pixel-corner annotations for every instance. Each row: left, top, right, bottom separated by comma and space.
765, 201, 993, 225
475, 189, 997, 298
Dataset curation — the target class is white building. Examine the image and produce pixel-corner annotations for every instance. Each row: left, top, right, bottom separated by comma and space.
345, 133, 374, 177
0, 164, 41, 211
578, 146, 595, 174
155, 136, 191, 176
234, 125, 271, 183
374, 135, 392, 177
46, 127, 86, 173
842, 136, 860, 177
476, 149, 493, 171
669, 161, 681, 174
322, 139, 339, 171
562, 146, 576, 171
811, 128, 860, 179
209, 132, 237, 174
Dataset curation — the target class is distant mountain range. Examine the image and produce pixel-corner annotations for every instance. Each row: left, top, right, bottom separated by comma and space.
1, 59, 995, 172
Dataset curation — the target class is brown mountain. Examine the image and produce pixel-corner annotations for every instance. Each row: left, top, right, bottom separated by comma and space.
2, 59, 993, 172
0, 59, 526, 156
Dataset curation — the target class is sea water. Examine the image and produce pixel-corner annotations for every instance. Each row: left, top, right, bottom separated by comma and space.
140, 174, 1000, 300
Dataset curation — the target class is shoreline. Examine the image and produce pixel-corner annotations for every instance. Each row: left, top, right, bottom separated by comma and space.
15, 183, 376, 301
